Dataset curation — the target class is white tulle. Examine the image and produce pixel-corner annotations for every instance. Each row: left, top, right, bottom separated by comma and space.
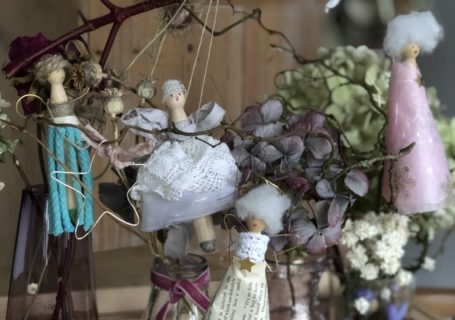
131, 135, 238, 201
235, 232, 270, 263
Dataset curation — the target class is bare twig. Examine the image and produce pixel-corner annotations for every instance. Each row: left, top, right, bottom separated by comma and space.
335, 142, 415, 180
10, 153, 32, 189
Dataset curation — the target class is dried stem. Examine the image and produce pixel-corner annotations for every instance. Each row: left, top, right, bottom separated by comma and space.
99, 22, 121, 67
10, 152, 32, 189
335, 142, 415, 179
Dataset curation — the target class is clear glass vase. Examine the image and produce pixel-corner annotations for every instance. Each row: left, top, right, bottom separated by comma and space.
6, 185, 98, 320
142, 255, 210, 320
267, 256, 334, 320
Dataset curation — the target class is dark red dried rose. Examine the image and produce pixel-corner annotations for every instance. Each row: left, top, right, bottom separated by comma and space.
4, 33, 53, 76
3, 33, 57, 114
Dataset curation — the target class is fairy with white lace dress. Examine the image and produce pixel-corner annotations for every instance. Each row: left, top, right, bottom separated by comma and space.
206, 184, 291, 320
123, 80, 238, 252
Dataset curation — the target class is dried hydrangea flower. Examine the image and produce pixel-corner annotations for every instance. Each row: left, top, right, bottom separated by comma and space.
70, 63, 85, 91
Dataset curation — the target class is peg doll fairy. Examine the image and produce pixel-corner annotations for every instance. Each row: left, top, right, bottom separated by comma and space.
128, 80, 238, 252
34, 54, 94, 235
206, 184, 291, 320
382, 11, 451, 214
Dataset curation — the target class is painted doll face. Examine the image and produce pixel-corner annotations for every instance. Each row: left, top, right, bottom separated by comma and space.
164, 89, 186, 112
246, 217, 266, 233
401, 42, 420, 60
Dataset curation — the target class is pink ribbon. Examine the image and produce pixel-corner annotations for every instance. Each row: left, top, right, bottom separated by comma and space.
81, 124, 156, 169
151, 266, 211, 320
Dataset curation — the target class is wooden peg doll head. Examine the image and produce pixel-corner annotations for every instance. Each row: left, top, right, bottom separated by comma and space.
161, 80, 187, 122
235, 184, 291, 235
35, 54, 69, 86
35, 54, 70, 105
246, 217, 267, 234
401, 42, 420, 61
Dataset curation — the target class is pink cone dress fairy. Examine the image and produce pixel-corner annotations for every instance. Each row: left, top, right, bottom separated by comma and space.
382, 61, 451, 214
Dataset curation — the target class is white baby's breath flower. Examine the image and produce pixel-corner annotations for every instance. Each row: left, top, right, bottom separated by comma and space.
422, 256, 436, 271
374, 240, 390, 259
396, 269, 413, 287
380, 258, 400, 275
346, 245, 369, 270
341, 229, 359, 247
343, 219, 354, 232
354, 220, 379, 240
27, 283, 38, 295
346, 212, 410, 280
380, 287, 391, 301
360, 263, 379, 281
354, 297, 370, 315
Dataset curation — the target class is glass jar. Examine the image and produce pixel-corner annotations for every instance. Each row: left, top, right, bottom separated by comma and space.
267, 255, 336, 320
6, 185, 98, 320
347, 278, 414, 320
142, 255, 210, 320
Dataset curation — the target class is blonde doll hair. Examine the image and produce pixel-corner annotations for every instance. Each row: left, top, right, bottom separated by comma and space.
383, 11, 443, 59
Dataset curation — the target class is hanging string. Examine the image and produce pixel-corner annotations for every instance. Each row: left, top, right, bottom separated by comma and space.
15, 94, 47, 119
47, 138, 146, 240
123, 0, 188, 76
195, 0, 220, 126
149, 31, 168, 80
186, 0, 214, 96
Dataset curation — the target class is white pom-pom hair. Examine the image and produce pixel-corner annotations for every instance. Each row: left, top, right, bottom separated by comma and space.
383, 11, 443, 59
235, 184, 291, 235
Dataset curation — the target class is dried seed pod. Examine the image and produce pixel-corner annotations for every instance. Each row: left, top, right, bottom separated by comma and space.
102, 88, 125, 118
136, 78, 156, 99
81, 60, 104, 88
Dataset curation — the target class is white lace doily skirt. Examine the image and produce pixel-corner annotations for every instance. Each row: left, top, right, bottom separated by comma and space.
131, 135, 239, 230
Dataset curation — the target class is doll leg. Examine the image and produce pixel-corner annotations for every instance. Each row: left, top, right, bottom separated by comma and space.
192, 215, 216, 252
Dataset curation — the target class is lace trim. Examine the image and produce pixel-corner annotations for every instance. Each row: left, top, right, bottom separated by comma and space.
234, 232, 269, 263
132, 135, 238, 201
